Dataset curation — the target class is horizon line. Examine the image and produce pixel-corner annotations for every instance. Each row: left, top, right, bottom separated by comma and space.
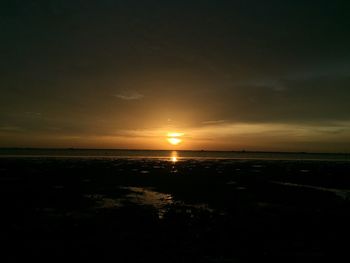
0, 147, 349, 155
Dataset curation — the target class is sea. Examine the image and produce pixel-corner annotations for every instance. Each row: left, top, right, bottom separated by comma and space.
0, 148, 349, 161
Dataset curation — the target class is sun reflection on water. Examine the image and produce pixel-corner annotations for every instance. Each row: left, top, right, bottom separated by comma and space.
170, 151, 178, 163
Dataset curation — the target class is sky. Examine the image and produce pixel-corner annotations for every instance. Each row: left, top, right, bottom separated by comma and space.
1, 0, 350, 152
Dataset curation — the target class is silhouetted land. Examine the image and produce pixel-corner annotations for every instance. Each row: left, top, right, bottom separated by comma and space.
0, 156, 349, 262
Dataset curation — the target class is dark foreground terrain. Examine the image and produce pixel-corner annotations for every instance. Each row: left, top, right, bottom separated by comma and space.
0, 157, 349, 262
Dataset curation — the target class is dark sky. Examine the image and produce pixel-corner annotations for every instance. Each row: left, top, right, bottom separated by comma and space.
1, 0, 350, 151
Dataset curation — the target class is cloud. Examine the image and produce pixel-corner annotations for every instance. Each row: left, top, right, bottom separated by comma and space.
0, 126, 24, 132
25, 112, 42, 119
114, 91, 144, 100
202, 120, 226, 125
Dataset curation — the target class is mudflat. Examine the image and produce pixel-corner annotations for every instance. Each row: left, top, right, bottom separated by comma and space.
0, 157, 349, 262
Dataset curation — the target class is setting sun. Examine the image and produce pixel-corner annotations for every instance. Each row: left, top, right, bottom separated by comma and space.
167, 132, 184, 146
167, 137, 182, 145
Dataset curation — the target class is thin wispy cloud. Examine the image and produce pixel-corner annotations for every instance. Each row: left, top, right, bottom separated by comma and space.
114, 91, 144, 100
202, 120, 226, 125
0, 126, 24, 132
25, 112, 42, 116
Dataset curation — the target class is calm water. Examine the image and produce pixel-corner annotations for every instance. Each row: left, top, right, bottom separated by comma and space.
0, 148, 349, 161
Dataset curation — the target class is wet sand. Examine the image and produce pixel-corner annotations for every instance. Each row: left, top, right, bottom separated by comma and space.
0, 157, 349, 262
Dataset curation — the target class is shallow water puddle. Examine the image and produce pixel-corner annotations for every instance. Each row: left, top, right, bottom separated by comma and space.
122, 186, 173, 219
86, 187, 215, 219
85, 194, 124, 209
272, 181, 350, 200
86, 187, 173, 219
